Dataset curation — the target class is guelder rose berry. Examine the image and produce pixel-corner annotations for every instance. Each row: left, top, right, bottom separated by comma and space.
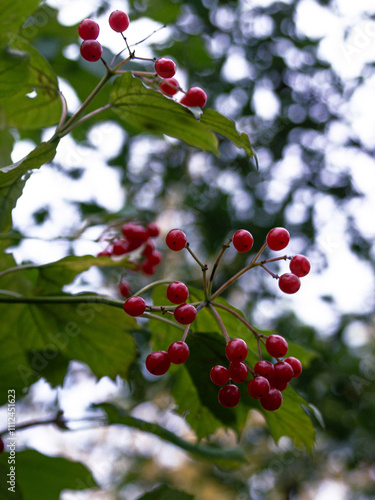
285, 356, 302, 377
109, 10, 130, 32
160, 78, 179, 96
173, 304, 197, 325
166, 281, 189, 304
146, 351, 170, 375
168, 341, 189, 364
210, 365, 230, 386
247, 376, 271, 399
155, 58, 176, 78
290, 254, 311, 277
278, 273, 301, 294
123, 296, 146, 317
78, 19, 100, 40
80, 40, 102, 62
182, 87, 207, 108
266, 334, 288, 358
166, 229, 187, 251
218, 384, 241, 408
232, 229, 254, 253
266, 227, 290, 251
225, 338, 248, 362
260, 388, 283, 411
228, 361, 248, 383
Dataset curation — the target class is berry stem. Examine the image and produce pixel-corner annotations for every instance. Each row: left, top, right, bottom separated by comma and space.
54, 72, 114, 139
185, 243, 209, 300
210, 242, 267, 300
211, 301, 263, 340
57, 104, 112, 138
133, 279, 172, 297
208, 237, 232, 296
55, 90, 68, 134
0, 293, 125, 308
260, 263, 279, 279
181, 324, 190, 342
142, 312, 185, 330
208, 304, 230, 343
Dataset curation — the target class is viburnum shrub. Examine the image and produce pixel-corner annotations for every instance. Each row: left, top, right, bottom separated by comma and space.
123, 226, 309, 410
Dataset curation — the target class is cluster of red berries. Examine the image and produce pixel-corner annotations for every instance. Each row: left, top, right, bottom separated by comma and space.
78, 12, 207, 108
123, 280, 196, 324
232, 227, 310, 294
210, 335, 302, 411
121, 226, 309, 411
155, 58, 207, 108
98, 221, 161, 296
78, 11, 130, 61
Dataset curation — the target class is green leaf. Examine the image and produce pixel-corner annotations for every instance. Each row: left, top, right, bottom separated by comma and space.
0, 0, 41, 45
32, 254, 137, 294
0, 129, 14, 167
0, 450, 98, 500
137, 484, 194, 500
261, 387, 316, 452
110, 72, 219, 154
0, 36, 61, 129
0, 45, 29, 98
0, 140, 57, 232
200, 109, 254, 158
0, 296, 138, 400
95, 402, 246, 467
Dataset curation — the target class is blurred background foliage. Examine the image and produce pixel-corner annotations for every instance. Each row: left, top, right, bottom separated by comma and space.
1, 0, 375, 498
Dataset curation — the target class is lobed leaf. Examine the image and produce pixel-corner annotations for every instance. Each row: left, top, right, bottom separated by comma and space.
0, 450, 98, 500
0, 140, 57, 232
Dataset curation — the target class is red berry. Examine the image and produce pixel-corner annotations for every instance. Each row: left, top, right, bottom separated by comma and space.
278, 273, 301, 294
123, 296, 146, 317
80, 40, 102, 62
232, 229, 254, 253
109, 10, 130, 32
247, 376, 271, 399
228, 361, 248, 383
166, 281, 189, 304
180, 95, 189, 106
147, 223, 160, 238
266, 227, 290, 251
285, 357, 302, 378
174, 304, 197, 325
260, 388, 283, 411
166, 229, 187, 251
146, 351, 170, 375
254, 360, 274, 380
290, 255, 311, 277
183, 87, 207, 108
97, 248, 111, 257
273, 361, 294, 382
147, 251, 162, 266
142, 240, 155, 257
112, 239, 131, 255
218, 384, 241, 408
155, 58, 176, 78
119, 280, 131, 298
265, 334, 288, 358
141, 261, 155, 275
225, 338, 248, 362
160, 78, 179, 96
121, 224, 149, 247
168, 341, 189, 364
210, 365, 230, 386
78, 18, 100, 40
270, 378, 288, 391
